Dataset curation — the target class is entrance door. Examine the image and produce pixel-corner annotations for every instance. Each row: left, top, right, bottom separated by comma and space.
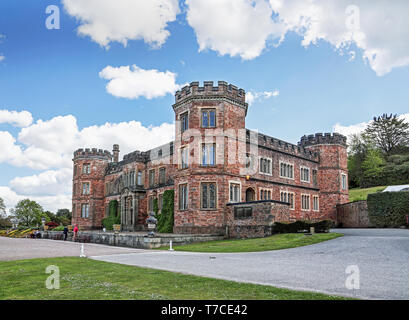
245, 188, 255, 202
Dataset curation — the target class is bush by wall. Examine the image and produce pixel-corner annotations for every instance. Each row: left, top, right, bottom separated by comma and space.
102, 200, 120, 230
273, 220, 333, 234
156, 190, 174, 233
367, 191, 409, 227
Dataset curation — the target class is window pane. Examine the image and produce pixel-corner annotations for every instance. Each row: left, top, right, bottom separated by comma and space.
202, 184, 208, 209
209, 110, 215, 127
202, 111, 208, 127
209, 184, 216, 208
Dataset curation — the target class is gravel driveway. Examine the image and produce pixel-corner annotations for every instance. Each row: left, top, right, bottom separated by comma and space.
90, 229, 409, 300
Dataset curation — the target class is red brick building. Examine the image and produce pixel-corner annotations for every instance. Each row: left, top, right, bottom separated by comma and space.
72, 81, 348, 232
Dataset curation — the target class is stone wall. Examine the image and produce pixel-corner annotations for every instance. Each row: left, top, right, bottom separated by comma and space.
41, 231, 224, 249
226, 200, 290, 238
336, 201, 372, 228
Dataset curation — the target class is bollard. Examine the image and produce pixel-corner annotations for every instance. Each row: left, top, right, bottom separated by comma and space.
80, 243, 86, 258
169, 240, 174, 251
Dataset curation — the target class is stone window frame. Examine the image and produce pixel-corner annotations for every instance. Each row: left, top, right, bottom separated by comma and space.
279, 160, 294, 180
178, 182, 189, 211
81, 203, 90, 218
82, 163, 91, 174
158, 193, 164, 213
200, 107, 217, 128
179, 145, 189, 170
159, 166, 166, 185
148, 169, 155, 188
180, 111, 189, 133
137, 171, 143, 186
280, 190, 295, 210
229, 180, 242, 203
341, 173, 348, 190
300, 166, 311, 183
82, 182, 90, 195
312, 169, 318, 185
148, 195, 155, 212
201, 143, 216, 167
200, 181, 218, 211
259, 188, 273, 201
258, 156, 273, 175
312, 195, 319, 212
301, 193, 311, 211
234, 206, 253, 220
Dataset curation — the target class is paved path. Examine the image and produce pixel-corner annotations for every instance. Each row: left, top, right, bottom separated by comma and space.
90, 229, 409, 300
0, 237, 144, 261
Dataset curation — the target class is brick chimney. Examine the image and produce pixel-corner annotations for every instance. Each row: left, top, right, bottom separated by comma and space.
113, 144, 120, 163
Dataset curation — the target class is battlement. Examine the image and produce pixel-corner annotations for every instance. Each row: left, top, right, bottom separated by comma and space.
174, 81, 247, 106
247, 130, 319, 161
73, 148, 112, 160
298, 133, 347, 148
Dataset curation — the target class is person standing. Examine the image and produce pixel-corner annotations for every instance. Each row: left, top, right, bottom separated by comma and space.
63, 226, 68, 241
73, 224, 79, 241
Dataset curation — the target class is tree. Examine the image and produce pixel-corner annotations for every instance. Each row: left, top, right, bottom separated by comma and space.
56, 208, 72, 225
0, 197, 12, 229
0, 197, 5, 216
10, 199, 47, 227
361, 148, 385, 187
362, 114, 409, 156
56, 208, 72, 220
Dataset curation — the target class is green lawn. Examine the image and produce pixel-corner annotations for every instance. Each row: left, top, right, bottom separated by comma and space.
349, 186, 386, 202
158, 232, 343, 253
0, 257, 350, 300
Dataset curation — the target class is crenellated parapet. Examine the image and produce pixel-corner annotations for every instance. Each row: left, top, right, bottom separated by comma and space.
73, 148, 112, 161
247, 130, 319, 162
173, 81, 247, 110
298, 133, 347, 148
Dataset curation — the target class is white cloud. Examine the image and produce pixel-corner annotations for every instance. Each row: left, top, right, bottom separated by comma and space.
333, 113, 409, 137
186, 0, 278, 60
0, 55, 4, 62
0, 110, 33, 127
186, 0, 409, 75
10, 169, 72, 196
62, 0, 179, 48
246, 90, 279, 106
99, 65, 182, 100
0, 111, 175, 212
0, 186, 72, 213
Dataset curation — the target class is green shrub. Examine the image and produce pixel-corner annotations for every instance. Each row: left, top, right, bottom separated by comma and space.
156, 190, 174, 233
273, 220, 333, 234
367, 191, 409, 227
102, 200, 120, 231
52, 226, 65, 231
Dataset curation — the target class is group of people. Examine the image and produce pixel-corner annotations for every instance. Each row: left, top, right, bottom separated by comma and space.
62, 224, 79, 241
31, 224, 79, 241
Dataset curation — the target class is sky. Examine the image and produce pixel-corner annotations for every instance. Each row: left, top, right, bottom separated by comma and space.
0, 0, 409, 213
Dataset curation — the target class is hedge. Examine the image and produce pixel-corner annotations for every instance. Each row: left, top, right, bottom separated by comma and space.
156, 190, 174, 233
273, 220, 333, 234
367, 191, 409, 227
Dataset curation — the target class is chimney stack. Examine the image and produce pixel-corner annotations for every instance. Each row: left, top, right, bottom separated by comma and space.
113, 144, 120, 163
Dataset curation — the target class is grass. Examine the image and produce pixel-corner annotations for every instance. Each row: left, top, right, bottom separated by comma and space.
158, 232, 343, 253
349, 186, 386, 202
0, 257, 350, 300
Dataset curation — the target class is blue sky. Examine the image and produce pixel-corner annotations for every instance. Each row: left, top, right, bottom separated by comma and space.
1, 0, 409, 211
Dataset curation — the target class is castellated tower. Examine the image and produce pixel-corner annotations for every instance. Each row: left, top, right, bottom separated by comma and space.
298, 133, 349, 221
172, 81, 248, 234
72, 148, 112, 229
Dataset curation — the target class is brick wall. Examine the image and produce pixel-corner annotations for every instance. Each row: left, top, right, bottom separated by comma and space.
336, 201, 372, 227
